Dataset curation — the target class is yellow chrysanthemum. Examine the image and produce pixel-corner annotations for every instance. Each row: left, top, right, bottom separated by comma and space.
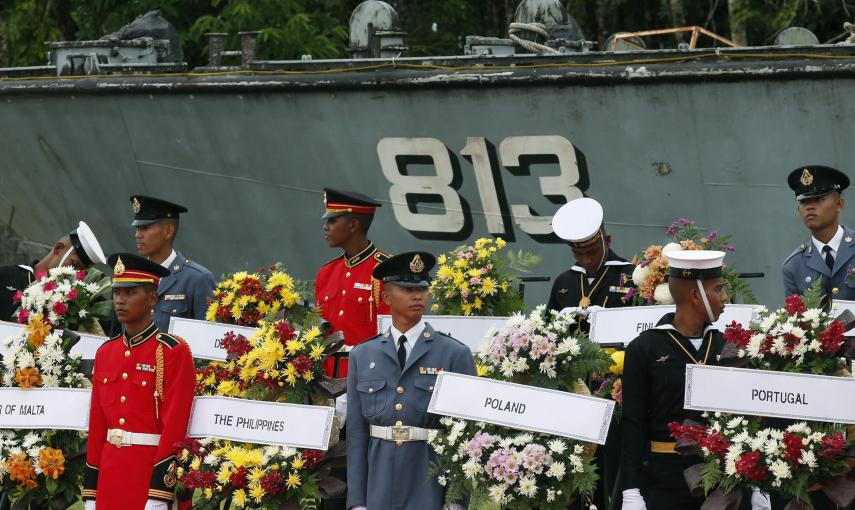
477, 249, 489, 259
286, 471, 301, 489
610, 350, 625, 375
216, 464, 234, 484
452, 271, 465, 286
453, 258, 468, 269
233, 272, 249, 282
437, 254, 447, 264
285, 339, 305, 356
203, 488, 214, 499
221, 291, 236, 306
302, 371, 314, 382
249, 481, 266, 503
248, 467, 265, 481
436, 265, 454, 281
232, 488, 247, 508
496, 238, 507, 248
462, 303, 473, 316
467, 268, 481, 277
309, 343, 325, 360
266, 272, 294, 291
226, 447, 264, 468
190, 457, 201, 471
431, 304, 439, 312
217, 380, 242, 397
281, 290, 300, 308
476, 363, 489, 377
303, 326, 321, 343
291, 457, 305, 470
473, 297, 483, 310
480, 277, 497, 296
205, 302, 218, 321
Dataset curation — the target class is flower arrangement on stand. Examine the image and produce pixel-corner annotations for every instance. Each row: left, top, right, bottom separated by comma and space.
181, 265, 347, 509
429, 306, 611, 509
0, 267, 111, 509
630, 218, 754, 305
592, 350, 624, 419
430, 238, 540, 316
669, 284, 855, 508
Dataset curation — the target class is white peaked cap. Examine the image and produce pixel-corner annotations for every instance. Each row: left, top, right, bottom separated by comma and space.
551, 197, 604, 243
74, 221, 107, 265
664, 250, 726, 270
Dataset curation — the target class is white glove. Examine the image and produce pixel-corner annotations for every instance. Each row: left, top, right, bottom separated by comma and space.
621, 488, 647, 510
751, 487, 771, 510
583, 305, 604, 319
143, 500, 169, 510
443, 504, 466, 510
350, 507, 367, 510
335, 394, 347, 429
558, 307, 582, 318
84, 502, 96, 510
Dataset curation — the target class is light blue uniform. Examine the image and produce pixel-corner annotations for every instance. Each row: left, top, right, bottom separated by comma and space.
346, 323, 476, 510
154, 250, 216, 331
782, 226, 855, 300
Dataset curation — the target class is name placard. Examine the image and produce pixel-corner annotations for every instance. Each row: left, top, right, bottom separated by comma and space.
588, 304, 761, 345
0, 321, 105, 360
685, 365, 855, 424
168, 317, 259, 361
830, 300, 855, 337
427, 372, 614, 444
187, 396, 336, 450
377, 315, 509, 352
0, 387, 91, 430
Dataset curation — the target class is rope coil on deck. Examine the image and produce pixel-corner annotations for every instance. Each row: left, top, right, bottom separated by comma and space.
508, 22, 558, 54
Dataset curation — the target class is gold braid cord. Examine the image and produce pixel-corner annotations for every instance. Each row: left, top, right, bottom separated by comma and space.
154, 343, 164, 419
371, 277, 381, 322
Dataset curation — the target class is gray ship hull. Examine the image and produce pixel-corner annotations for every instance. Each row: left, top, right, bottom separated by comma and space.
1, 45, 853, 307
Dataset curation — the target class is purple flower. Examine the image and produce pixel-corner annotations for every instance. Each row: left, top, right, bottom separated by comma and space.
707, 230, 718, 241
622, 287, 636, 303
666, 218, 693, 237
724, 244, 735, 252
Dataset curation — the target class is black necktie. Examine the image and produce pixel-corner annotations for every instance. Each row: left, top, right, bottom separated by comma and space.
397, 335, 407, 369
823, 245, 834, 271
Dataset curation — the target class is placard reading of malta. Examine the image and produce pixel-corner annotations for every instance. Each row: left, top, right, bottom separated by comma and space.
427, 372, 614, 444
0, 387, 91, 430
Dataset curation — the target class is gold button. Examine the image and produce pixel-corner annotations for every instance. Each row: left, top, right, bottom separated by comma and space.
395, 420, 403, 426
358, 297, 363, 303
368, 387, 374, 394
120, 396, 126, 403
121, 373, 128, 380
324, 296, 329, 301
102, 377, 107, 384
345, 272, 351, 278
396, 386, 404, 394
124, 350, 130, 358
342, 290, 346, 296
141, 381, 147, 387
338, 310, 344, 317
172, 309, 177, 313
429, 386, 434, 391
395, 403, 403, 411
119, 418, 125, 425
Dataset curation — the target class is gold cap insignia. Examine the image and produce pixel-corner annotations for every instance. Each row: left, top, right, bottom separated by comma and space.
132, 197, 141, 214
682, 269, 693, 277
409, 254, 425, 273
800, 168, 814, 186
114, 256, 126, 275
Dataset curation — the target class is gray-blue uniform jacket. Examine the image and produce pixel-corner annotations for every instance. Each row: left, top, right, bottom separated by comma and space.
154, 250, 216, 332
346, 323, 476, 510
782, 226, 855, 300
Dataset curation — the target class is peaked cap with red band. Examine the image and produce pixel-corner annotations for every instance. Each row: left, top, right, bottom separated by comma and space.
322, 188, 382, 219
107, 253, 170, 288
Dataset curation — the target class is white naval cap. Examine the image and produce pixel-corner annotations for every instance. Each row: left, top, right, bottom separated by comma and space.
551, 197, 604, 247
70, 221, 106, 266
664, 250, 725, 279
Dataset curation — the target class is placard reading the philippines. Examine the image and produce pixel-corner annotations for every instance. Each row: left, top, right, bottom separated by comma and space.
684, 365, 855, 424
427, 372, 614, 444
187, 396, 336, 450
588, 304, 761, 345
168, 317, 260, 361
378, 315, 509, 352
0, 387, 91, 430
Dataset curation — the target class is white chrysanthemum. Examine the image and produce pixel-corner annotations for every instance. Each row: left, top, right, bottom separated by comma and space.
732, 430, 749, 445
546, 461, 566, 480
568, 454, 585, 473
726, 417, 743, 429
15, 351, 35, 369
488, 483, 509, 503
724, 444, 743, 476
513, 434, 534, 446
653, 283, 673, 305
203, 453, 219, 466
800, 449, 817, 468
21, 433, 41, 449
546, 488, 556, 502
764, 439, 780, 457
462, 458, 482, 479
41, 374, 59, 387
662, 242, 683, 253
280, 446, 298, 459
769, 459, 792, 484
632, 265, 651, 286
513, 357, 529, 372
437, 475, 447, 486
517, 475, 537, 497
78, 309, 88, 318
547, 439, 567, 455
500, 359, 515, 378
786, 422, 809, 435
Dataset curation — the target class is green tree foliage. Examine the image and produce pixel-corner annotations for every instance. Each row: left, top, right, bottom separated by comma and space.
0, 0, 853, 67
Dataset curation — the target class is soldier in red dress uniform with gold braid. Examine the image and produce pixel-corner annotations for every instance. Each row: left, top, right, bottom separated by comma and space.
83, 253, 195, 510
315, 189, 391, 377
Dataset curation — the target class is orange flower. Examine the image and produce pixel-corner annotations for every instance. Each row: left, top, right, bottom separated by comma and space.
5, 452, 37, 489
24, 313, 51, 349
643, 245, 663, 260
38, 447, 65, 480
15, 367, 42, 389
680, 239, 702, 251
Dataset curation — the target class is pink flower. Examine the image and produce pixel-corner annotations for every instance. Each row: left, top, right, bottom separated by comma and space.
76, 270, 86, 281
43, 282, 57, 292
66, 289, 78, 301
35, 271, 47, 281
12, 290, 22, 303
17, 310, 28, 324
52, 302, 68, 316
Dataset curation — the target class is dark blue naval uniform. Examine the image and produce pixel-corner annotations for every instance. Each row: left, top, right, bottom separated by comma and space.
346, 323, 476, 510
782, 226, 855, 301
154, 250, 215, 332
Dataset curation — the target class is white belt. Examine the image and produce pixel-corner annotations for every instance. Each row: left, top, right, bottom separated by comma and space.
370, 423, 438, 444
107, 428, 161, 448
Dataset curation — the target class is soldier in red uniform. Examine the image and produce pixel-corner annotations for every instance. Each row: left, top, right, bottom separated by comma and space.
315, 189, 391, 377
83, 253, 195, 510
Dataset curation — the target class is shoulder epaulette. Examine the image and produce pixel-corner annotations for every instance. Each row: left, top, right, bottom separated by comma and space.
155, 332, 184, 349
782, 244, 808, 266
374, 251, 391, 263
183, 259, 212, 274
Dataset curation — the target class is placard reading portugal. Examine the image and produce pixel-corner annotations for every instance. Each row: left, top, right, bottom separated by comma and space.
0, 387, 91, 430
187, 396, 336, 450
685, 365, 855, 424
427, 372, 614, 444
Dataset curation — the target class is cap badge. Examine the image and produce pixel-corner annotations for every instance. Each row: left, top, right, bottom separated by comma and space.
800, 168, 814, 186
132, 197, 141, 214
409, 254, 425, 273
114, 257, 126, 275
682, 269, 692, 278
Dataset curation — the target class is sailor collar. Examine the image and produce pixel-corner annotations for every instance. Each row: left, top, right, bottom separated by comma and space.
124, 321, 158, 348
571, 260, 631, 274
345, 243, 377, 268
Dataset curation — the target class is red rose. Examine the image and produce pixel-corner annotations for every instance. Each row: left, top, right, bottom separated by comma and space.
76, 270, 86, 280
66, 289, 78, 301
52, 302, 68, 316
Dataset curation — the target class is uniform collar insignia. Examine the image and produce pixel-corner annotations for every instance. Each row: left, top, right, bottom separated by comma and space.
345, 243, 376, 268
125, 322, 158, 348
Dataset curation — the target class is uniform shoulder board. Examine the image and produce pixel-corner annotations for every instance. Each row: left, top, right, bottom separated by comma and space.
437, 331, 468, 348
156, 332, 185, 349
782, 244, 807, 266
374, 251, 391, 263
184, 259, 212, 274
